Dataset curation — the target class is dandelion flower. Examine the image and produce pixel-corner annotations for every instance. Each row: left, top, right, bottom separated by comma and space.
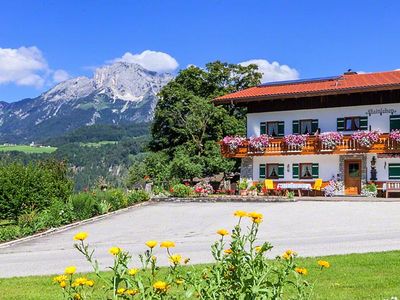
295, 267, 308, 275
73, 232, 88, 241
282, 249, 297, 260
60, 281, 67, 288
160, 241, 175, 248
255, 246, 262, 252
85, 280, 95, 287
224, 248, 233, 254
117, 288, 126, 295
145, 240, 158, 248
318, 260, 330, 268
169, 254, 182, 265
126, 289, 139, 295
53, 275, 67, 283
153, 280, 168, 292
109, 247, 122, 255
64, 266, 77, 275
128, 268, 139, 276
234, 210, 247, 217
216, 229, 229, 236
176, 279, 184, 285
73, 277, 87, 286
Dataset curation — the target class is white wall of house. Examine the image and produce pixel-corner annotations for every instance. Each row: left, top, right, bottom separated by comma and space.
252, 155, 340, 182
247, 103, 400, 137
368, 154, 400, 181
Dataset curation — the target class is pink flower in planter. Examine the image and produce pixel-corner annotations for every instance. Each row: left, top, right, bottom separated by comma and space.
221, 136, 246, 152
351, 130, 381, 148
249, 134, 270, 152
284, 134, 308, 149
389, 129, 400, 142
318, 132, 343, 148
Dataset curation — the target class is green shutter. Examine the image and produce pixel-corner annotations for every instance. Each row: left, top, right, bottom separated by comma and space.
312, 163, 319, 178
259, 164, 266, 179
292, 120, 299, 134
311, 119, 319, 133
337, 118, 345, 131
278, 164, 284, 178
278, 121, 285, 137
260, 122, 266, 135
359, 116, 368, 130
390, 115, 400, 131
388, 163, 400, 180
292, 163, 299, 179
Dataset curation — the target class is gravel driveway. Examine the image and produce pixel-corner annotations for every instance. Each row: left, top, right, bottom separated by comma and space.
0, 201, 399, 278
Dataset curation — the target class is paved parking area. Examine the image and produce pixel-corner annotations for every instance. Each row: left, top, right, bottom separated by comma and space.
0, 201, 400, 277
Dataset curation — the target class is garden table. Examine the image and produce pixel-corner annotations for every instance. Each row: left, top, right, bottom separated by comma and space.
277, 183, 312, 197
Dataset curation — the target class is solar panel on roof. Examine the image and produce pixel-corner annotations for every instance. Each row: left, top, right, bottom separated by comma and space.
259, 75, 343, 87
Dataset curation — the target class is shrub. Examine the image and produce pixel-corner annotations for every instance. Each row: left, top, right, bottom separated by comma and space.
0, 225, 21, 242
362, 183, 378, 197
69, 192, 97, 220
95, 189, 128, 211
170, 183, 193, 198
127, 190, 150, 205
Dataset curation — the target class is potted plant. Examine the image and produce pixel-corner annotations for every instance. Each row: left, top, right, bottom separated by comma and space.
248, 134, 270, 153
284, 134, 308, 150
351, 130, 381, 148
249, 185, 257, 196
221, 136, 246, 152
318, 132, 343, 149
238, 179, 249, 196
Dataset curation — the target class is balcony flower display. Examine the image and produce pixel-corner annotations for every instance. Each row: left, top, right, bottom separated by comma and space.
221, 136, 246, 152
351, 130, 381, 148
248, 134, 270, 152
389, 129, 400, 142
284, 134, 308, 149
318, 131, 343, 148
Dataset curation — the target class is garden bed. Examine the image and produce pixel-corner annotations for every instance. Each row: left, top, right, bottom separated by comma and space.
152, 195, 295, 203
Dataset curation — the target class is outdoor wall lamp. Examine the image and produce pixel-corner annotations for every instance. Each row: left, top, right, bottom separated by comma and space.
384, 162, 387, 169
287, 164, 290, 172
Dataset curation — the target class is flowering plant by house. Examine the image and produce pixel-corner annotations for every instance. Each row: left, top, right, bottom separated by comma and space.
323, 177, 344, 197
194, 181, 214, 196
351, 130, 381, 148
389, 129, 400, 142
53, 213, 329, 299
248, 134, 270, 152
284, 134, 308, 149
318, 131, 343, 148
221, 135, 246, 152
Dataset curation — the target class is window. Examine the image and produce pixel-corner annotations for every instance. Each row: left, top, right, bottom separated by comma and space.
388, 163, 400, 180
299, 163, 313, 179
267, 164, 279, 179
267, 122, 279, 137
300, 120, 312, 134
344, 117, 360, 131
348, 163, 360, 177
390, 115, 400, 131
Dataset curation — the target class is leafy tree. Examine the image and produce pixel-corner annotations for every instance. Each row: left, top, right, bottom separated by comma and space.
169, 147, 203, 181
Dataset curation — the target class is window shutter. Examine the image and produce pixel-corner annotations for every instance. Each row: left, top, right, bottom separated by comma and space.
292, 120, 299, 134
259, 164, 266, 179
388, 163, 400, 180
311, 119, 319, 134
292, 163, 299, 179
312, 163, 319, 178
278, 121, 285, 137
390, 115, 400, 131
278, 164, 285, 178
359, 116, 368, 130
337, 118, 345, 131
260, 122, 266, 135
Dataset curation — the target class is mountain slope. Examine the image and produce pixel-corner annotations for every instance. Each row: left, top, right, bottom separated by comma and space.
0, 62, 172, 143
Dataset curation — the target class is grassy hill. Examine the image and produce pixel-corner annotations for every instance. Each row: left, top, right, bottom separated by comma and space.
0, 145, 57, 154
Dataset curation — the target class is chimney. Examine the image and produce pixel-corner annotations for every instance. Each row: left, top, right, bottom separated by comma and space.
344, 69, 358, 75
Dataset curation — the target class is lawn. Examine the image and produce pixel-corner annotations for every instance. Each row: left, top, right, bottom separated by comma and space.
0, 145, 57, 153
0, 251, 399, 300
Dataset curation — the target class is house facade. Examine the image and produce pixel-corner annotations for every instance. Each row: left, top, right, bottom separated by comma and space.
215, 70, 400, 195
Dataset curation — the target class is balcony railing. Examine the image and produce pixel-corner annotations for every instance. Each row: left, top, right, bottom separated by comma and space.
221, 133, 400, 158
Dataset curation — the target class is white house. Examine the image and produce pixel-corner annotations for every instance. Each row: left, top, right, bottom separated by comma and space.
215, 70, 400, 195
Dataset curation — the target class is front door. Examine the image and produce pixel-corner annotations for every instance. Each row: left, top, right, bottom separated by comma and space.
344, 160, 362, 195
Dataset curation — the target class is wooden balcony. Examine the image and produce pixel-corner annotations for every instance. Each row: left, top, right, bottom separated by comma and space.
221, 133, 400, 158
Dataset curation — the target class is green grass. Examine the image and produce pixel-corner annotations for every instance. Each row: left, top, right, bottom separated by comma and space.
0, 145, 57, 153
0, 251, 399, 300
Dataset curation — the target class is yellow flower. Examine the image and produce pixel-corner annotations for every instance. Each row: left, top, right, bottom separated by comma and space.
151, 255, 157, 261
73, 294, 81, 300
145, 240, 158, 248
224, 248, 233, 254
184, 257, 190, 264
169, 254, 182, 265
73, 277, 88, 286
60, 281, 67, 288
282, 249, 297, 260
252, 217, 263, 224
248, 212, 263, 223
160, 241, 175, 248
153, 280, 168, 292
255, 246, 262, 252
176, 279, 184, 285
64, 266, 77, 275
117, 288, 126, 295
73, 232, 88, 241
53, 275, 68, 283
109, 247, 122, 255
317, 260, 330, 268
217, 229, 229, 236
234, 210, 247, 217
128, 268, 139, 276
295, 267, 308, 275
126, 289, 139, 295
85, 280, 95, 287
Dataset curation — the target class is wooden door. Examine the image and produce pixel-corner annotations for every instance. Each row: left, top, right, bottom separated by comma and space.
344, 160, 362, 195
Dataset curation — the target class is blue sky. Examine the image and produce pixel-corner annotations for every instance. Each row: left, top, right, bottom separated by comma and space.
1, 0, 399, 102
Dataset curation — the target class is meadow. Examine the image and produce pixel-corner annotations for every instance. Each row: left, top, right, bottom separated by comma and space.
0, 145, 57, 153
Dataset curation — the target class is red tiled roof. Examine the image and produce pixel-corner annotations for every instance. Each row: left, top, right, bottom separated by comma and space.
215, 70, 400, 103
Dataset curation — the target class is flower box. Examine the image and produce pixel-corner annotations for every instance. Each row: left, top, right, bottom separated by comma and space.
389, 129, 400, 142
248, 134, 270, 152
284, 134, 308, 150
318, 132, 343, 149
351, 130, 381, 148
221, 136, 246, 152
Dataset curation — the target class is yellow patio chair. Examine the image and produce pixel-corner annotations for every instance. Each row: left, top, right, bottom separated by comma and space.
312, 178, 323, 196
264, 179, 274, 196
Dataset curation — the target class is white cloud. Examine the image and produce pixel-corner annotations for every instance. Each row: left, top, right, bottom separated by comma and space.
239, 59, 299, 83
111, 50, 179, 73
0, 46, 70, 88
53, 69, 71, 83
